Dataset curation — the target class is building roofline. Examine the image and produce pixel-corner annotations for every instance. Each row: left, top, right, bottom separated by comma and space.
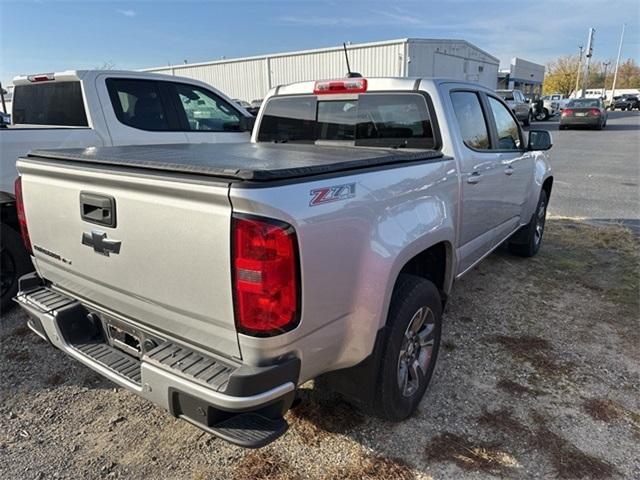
141, 37, 499, 72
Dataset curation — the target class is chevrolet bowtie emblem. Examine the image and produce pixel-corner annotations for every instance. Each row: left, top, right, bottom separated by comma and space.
82, 230, 121, 256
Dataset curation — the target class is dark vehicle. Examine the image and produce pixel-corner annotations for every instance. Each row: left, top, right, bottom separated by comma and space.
559, 98, 608, 130
612, 94, 640, 111
246, 98, 263, 116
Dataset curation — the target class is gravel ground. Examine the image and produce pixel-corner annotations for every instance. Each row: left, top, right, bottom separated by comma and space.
1, 218, 638, 480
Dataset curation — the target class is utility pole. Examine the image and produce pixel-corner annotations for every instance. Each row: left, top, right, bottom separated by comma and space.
574, 45, 584, 98
610, 23, 626, 103
601, 61, 611, 99
0, 82, 6, 114
581, 28, 595, 98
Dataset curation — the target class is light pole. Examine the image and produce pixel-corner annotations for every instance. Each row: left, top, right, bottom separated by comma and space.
581, 28, 595, 98
601, 61, 611, 100
610, 24, 626, 103
574, 45, 584, 97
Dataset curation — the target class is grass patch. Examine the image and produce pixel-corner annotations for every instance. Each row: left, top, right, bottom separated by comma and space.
45, 373, 65, 386
539, 219, 640, 311
231, 450, 300, 480
288, 388, 364, 446
487, 335, 568, 376
496, 379, 544, 396
5, 350, 30, 361
532, 425, 618, 479
476, 408, 619, 479
424, 432, 519, 475
325, 454, 415, 480
11, 326, 31, 337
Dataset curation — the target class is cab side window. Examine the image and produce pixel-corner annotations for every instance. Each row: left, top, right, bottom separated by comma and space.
487, 96, 522, 150
173, 84, 241, 132
107, 79, 171, 131
450, 91, 491, 150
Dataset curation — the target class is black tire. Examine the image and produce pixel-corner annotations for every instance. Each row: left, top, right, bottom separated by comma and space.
509, 189, 548, 257
559, 124, 567, 130
595, 121, 603, 130
1, 225, 33, 312
373, 274, 442, 421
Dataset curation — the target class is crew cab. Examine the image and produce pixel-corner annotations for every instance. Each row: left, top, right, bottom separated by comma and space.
14, 77, 553, 448
0, 70, 253, 309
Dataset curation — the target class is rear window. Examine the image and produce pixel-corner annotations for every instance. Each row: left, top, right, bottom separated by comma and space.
12, 82, 88, 126
258, 93, 437, 149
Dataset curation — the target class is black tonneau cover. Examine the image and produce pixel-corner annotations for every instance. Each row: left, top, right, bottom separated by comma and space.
28, 143, 443, 182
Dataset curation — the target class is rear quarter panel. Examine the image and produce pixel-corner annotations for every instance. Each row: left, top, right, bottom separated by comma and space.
230, 159, 458, 382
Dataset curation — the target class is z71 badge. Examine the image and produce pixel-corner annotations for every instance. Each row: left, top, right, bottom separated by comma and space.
309, 183, 356, 206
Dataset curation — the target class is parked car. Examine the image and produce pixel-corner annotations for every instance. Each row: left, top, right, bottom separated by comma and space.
0, 70, 254, 310
559, 98, 608, 130
247, 98, 263, 116
495, 89, 532, 126
14, 77, 553, 448
537, 95, 564, 120
233, 99, 252, 109
611, 94, 640, 111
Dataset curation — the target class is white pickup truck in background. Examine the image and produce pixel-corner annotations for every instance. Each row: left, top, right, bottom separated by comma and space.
0, 70, 254, 309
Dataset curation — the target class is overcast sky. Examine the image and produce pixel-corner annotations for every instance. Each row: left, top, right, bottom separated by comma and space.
1, 0, 639, 86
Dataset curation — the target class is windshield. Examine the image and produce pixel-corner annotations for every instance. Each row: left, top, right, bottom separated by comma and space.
568, 99, 600, 108
257, 93, 437, 149
495, 91, 515, 101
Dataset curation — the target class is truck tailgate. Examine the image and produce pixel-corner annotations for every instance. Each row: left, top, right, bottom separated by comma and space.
16, 158, 240, 358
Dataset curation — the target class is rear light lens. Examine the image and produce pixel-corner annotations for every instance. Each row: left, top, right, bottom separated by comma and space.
27, 73, 55, 82
14, 177, 33, 255
587, 108, 601, 116
314, 78, 367, 95
232, 215, 300, 336
561, 109, 574, 116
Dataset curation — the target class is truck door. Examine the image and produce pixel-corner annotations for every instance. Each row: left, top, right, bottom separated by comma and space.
96, 75, 189, 145
449, 90, 514, 274
485, 95, 534, 224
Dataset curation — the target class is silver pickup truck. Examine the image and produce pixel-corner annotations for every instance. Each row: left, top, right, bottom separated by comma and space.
13, 77, 553, 448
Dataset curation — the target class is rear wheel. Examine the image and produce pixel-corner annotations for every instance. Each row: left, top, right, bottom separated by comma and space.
373, 274, 442, 421
535, 109, 549, 121
509, 190, 548, 257
1, 225, 33, 312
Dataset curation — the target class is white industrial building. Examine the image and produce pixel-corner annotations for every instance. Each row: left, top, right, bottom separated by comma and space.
497, 57, 546, 97
143, 38, 500, 102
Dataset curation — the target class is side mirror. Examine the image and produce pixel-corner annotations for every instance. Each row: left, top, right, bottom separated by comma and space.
527, 130, 552, 151
239, 115, 255, 132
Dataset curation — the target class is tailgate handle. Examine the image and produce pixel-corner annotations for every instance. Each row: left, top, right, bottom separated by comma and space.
80, 192, 116, 228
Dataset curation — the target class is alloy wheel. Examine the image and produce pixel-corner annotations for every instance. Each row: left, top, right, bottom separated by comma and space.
397, 306, 436, 397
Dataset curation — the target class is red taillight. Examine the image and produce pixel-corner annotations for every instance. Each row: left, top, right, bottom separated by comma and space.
27, 73, 55, 82
562, 109, 574, 116
587, 108, 601, 116
313, 78, 367, 95
14, 177, 33, 255
232, 215, 299, 336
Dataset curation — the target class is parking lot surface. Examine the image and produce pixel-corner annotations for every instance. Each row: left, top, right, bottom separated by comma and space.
539, 110, 640, 230
1, 112, 639, 480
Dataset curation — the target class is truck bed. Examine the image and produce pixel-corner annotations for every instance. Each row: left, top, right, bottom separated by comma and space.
28, 142, 443, 182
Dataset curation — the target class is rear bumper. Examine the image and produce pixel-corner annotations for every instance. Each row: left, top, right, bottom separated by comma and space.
14, 273, 299, 448
560, 116, 602, 126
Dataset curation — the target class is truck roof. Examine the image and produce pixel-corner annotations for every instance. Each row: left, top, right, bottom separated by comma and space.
27, 143, 443, 182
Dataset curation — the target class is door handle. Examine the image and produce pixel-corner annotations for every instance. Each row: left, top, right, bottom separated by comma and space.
467, 172, 482, 184
504, 166, 514, 176
80, 192, 116, 228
